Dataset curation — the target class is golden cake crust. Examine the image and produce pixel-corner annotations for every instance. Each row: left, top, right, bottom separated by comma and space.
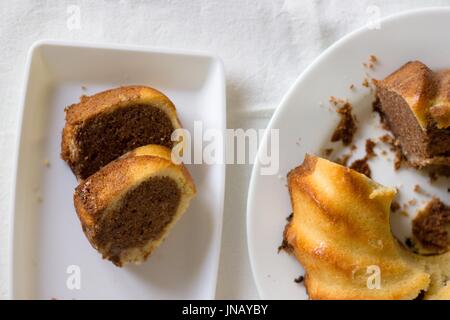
285, 155, 450, 300
375, 61, 450, 129
74, 145, 196, 266
64, 86, 179, 126
432, 70, 450, 128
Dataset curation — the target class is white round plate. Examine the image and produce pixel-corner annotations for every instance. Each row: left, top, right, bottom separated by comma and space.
247, 7, 450, 299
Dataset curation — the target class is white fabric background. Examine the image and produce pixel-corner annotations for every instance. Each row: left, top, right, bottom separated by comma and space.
1, 0, 449, 299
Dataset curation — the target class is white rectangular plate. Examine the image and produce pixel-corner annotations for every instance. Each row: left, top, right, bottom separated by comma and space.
10, 40, 226, 299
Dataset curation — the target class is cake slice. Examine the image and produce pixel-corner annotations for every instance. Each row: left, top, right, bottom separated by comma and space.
74, 145, 196, 267
284, 155, 450, 300
284, 155, 430, 300
374, 61, 450, 169
61, 86, 183, 180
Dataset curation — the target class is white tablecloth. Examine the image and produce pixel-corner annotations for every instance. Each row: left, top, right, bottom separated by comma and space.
1, 0, 449, 299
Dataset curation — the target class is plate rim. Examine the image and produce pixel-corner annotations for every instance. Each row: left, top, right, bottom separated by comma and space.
8, 39, 227, 299
246, 6, 450, 299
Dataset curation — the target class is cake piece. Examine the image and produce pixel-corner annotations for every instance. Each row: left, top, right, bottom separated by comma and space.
413, 198, 450, 255
283, 154, 450, 300
61, 86, 183, 180
374, 61, 450, 168
74, 145, 196, 267
285, 155, 429, 299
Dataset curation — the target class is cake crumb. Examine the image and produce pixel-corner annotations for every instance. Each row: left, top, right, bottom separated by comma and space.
345, 139, 377, 178
379, 134, 404, 169
405, 237, 415, 249
294, 275, 304, 284
412, 198, 450, 253
429, 171, 438, 182
323, 148, 334, 157
391, 201, 401, 212
369, 55, 378, 64
331, 102, 357, 146
349, 84, 356, 90
393, 148, 404, 170
349, 158, 371, 178
335, 154, 351, 167
329, 96, 348, 106
372, 97, 393, 130
43, 159, 50, 167
399, 210, 409, 217
372, 97, 381, 112
362, 55, 378, 70
81, 85, 87, 91
362, 78, 370, 88
278, 239, 290, 253
365, 139, 376, 158
379, 134, 394, 145
414, 291, 426, 300
413, 185, 432, 197
279, 213, 294, 254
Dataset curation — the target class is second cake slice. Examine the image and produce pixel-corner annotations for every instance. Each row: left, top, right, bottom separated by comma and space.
74, 145, 196, 267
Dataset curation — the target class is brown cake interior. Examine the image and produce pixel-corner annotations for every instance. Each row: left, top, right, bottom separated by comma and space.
94, 176, 181, 265
427, 126, 450, 157
412, 198, 450, 254
376, 88, 430, 163
376, 88, 450, 166
74, 105, 175, 179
